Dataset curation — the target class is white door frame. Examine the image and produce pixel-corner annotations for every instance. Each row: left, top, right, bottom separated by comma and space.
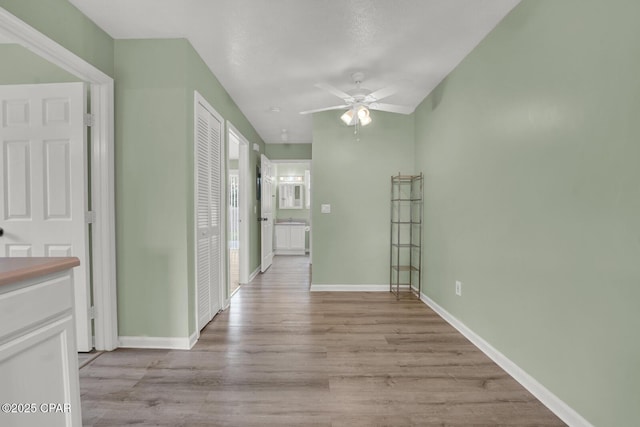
271, 159, 312, 262
0, 9, 118, 350
226, 122, 250, 288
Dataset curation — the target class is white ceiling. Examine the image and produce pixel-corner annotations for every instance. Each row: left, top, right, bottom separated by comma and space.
0, 32, 14, 44
68, 0, 520, 144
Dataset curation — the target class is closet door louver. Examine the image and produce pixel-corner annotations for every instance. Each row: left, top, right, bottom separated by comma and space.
195, 94, 223, 331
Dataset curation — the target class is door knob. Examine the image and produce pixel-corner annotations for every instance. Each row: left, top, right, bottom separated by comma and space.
0, 227, 3, 237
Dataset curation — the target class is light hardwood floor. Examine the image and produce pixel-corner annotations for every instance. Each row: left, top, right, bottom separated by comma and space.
80, 256, 565, 426
229, 247, 240, 295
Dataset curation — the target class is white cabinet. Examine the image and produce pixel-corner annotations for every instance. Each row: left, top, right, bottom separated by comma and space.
274, 224, 306, 255
0, 259, 82, 427
290, 226, 306, 251
274, 226, 289, 254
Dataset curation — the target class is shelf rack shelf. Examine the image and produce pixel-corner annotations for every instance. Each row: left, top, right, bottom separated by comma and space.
390, 173, 423, 299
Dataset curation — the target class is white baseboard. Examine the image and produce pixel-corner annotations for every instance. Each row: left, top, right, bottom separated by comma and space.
188, 331, 198, 349
119, 332, 197, 350
310, 284, 389, 292
248, 266, 260, 283
420, 292, 593, 427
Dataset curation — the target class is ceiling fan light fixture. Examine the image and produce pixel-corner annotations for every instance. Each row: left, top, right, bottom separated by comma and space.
359, 114, 372, 126
356, 105, 371, 126
340, 105, 372, 127
340, 109, 355, 125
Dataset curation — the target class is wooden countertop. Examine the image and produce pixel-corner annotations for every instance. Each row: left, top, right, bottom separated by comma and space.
0, 257, 80, 287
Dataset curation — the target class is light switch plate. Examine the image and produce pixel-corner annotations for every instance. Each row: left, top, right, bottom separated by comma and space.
321, 204, 331, 214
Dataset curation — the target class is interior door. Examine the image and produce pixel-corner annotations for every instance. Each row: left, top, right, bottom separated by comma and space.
0, 82, 92, 351
260, 154, 274, 272
195, 93, 223, 331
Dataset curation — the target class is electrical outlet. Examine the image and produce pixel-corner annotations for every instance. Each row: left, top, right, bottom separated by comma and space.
455, 280, 462, 296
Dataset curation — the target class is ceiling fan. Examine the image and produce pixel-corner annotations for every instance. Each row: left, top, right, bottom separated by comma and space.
300, 72, 414, 126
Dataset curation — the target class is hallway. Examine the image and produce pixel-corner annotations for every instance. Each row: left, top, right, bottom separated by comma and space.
80, 256, 563, 426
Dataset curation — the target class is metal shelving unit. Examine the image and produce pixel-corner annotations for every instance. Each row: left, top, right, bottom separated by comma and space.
390, 173, 423, 299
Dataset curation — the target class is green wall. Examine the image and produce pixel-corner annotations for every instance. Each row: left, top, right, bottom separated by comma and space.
0, 0, 114, 76
413, 1, 640, 425
0, 44, 78, 83
114, 39, 191, 338
115, 39, 265, 338
312, 111, 414, 285
265, 143, 312, 160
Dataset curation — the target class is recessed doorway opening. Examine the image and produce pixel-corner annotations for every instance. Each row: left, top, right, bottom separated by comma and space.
227, 123, 250, 298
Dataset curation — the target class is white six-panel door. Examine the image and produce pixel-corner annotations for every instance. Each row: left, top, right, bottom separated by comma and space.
260, 154, 274, 272
0, 82, 92, 351
195, 92, 223, 332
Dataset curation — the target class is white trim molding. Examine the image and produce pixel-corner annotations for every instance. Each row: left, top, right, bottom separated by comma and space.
420, 292, 594, 427
188, 331, 198, 349
310, 284, 389, 292
226, 122, 251, 287
0, 8, 118, 351
247, 266, 261, 283
119, 333, 198, 351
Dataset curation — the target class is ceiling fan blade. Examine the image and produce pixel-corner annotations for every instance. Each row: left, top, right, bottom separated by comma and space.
368, 84, 399, 101
369, 103, 414, 115
299, 105, 350, 115
315, 82, 353, 101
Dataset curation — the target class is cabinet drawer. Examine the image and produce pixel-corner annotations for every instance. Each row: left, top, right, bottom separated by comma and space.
0, 273, 73, 341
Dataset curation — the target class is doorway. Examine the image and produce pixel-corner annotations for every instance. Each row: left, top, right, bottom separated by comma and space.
0, 10, 117, 351
272, 160, 312, 262
226, 123, 250, 298
228, 169, 240, 294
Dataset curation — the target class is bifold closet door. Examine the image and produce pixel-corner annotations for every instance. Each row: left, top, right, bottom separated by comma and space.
195, 93, 223, 331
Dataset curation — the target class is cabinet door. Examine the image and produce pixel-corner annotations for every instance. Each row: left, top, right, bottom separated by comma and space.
290, 226, 306, 250
274, 225, 290, 250
0, 315, 81, 427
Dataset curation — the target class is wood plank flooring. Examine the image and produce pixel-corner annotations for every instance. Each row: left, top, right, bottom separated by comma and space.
80, 256, 565, 426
